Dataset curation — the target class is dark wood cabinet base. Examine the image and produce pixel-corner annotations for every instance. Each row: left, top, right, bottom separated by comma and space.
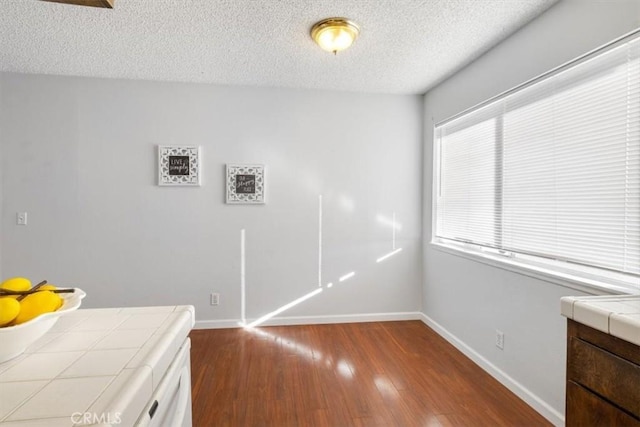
566, 319, 640, 426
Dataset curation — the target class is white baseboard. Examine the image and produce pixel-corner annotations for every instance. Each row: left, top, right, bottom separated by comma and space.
418, 313, 565, 427
193, 319, 244, 329
194, 311, 422, 330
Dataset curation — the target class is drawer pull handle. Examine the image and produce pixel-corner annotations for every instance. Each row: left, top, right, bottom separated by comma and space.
149, 400, 159, 419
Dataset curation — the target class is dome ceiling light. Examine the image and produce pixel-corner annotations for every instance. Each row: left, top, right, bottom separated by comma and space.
310, 18, 360, 55
41, 0, 115, 8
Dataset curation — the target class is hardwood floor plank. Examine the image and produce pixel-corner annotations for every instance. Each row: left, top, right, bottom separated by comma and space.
190, 321, 551, 427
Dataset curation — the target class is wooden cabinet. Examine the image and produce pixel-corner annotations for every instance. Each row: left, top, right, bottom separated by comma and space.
566, 319, 640, 427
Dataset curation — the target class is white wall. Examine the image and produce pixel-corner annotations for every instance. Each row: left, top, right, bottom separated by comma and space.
0, 73, 423, 325
0, 77, 3, 280
422, 0, 640, 425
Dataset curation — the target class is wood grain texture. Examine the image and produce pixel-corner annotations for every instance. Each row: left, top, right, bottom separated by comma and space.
565, 319, 640, 426
568, 337, 640, 417
566, 381, 640, 427
191, 321, 550, 427
568, 319, 640, 365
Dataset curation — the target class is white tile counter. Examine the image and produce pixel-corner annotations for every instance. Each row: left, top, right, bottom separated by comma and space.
0, 305, 194, 426
561, 295, 640, 346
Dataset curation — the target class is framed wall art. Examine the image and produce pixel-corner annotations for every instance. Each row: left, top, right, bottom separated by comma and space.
226, 164, 265, 204
158, 146, 201, 186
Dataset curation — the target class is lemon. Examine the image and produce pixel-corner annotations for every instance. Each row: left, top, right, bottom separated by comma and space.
38, 285, 64, 309
13, 291, 62, 325
1, 277, 31, 299
0, 298, 21, 327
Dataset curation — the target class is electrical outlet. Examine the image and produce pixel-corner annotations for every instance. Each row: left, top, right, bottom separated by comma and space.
16, 212, 28, 226
496, 330, 505, 350
210, 293, 220, 306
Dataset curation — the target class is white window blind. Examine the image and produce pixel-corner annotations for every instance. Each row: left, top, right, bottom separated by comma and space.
434, 32, 640, 291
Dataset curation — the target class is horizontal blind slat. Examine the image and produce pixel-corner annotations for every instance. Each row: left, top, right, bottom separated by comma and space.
435, 35, 640, 277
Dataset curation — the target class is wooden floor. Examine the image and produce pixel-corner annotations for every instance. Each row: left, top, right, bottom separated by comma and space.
190, 321, 551, 427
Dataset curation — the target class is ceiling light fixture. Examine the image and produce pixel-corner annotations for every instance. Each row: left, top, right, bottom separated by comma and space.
311, 18, 360, 55
40, 0, 114, 8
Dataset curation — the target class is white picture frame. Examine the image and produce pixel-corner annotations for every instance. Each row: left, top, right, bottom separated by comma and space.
226, 164, 265, 204
158, 146, 201, 186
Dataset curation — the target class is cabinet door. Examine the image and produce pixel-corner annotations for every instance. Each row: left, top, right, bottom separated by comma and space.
568, 337, 640, 417
567, 381, 640, 427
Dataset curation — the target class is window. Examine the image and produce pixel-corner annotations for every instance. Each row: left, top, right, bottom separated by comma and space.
433, 31, 640, 294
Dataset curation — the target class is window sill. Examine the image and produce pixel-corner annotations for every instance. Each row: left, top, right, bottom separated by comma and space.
429, 241, 639, 296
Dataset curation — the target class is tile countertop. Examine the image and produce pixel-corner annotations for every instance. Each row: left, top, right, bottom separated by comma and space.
561, 295, 640, 346
0, 305, 195, 427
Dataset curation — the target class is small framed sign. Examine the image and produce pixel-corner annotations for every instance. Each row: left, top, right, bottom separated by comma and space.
226, 164, 265, 204
158, 146, 201, 186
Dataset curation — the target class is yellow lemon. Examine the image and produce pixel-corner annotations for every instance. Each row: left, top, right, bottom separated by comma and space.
38, 285, 64, 309
0, 298, 21, 327
1, 277, 31, 299
13, 291, 61, 325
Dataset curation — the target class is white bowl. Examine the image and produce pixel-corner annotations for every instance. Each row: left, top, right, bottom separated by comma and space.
0, 288, 86, 363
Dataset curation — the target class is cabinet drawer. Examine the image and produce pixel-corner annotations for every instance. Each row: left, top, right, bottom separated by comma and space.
567, 381, 640, 427
568, 337, 640, 418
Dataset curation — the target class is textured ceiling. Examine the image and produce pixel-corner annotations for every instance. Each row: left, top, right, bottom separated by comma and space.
0, 0, 558, 94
